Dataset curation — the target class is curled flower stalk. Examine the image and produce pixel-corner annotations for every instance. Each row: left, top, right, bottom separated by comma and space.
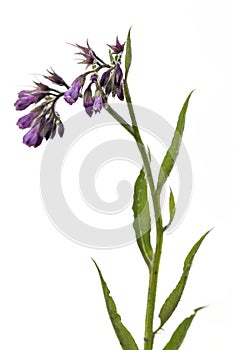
14, 37, 127, 147
15, 29, 211, 350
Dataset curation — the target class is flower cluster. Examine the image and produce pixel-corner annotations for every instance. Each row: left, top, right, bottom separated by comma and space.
15, 36, 125, 147
14, 75, 65, 147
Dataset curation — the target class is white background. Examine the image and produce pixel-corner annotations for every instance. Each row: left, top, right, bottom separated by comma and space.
1, 0, 233, 349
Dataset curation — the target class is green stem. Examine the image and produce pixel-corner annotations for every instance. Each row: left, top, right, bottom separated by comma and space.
123, 80, 157, 207
143, 197, 163, 350
105, 81, 164, 350
50, 92, 65, 115
104, 104, 135, 136
123, 80, 164, 350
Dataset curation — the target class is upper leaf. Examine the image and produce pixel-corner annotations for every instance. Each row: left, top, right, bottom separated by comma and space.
157, 91, 194, 193
169, 188, 175, 223
163, 188, 176, 231
125, 27, 132, 80
93, 260, 139, 350
162, 307, 205, 350
158, 230, 211, 327
132, 168, 153, 269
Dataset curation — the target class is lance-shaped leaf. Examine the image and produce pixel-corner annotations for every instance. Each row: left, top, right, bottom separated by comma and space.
93, 260, 139, 350
132, 168, 153, 269
157, 91, 194, 193
162, 307, 205, 350
158, 230, 211, 327
125, 27, 132, 80
163, 188, 176, 231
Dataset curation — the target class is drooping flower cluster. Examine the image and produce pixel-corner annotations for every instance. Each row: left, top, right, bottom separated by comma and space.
15, 36, 125, 147
14, 75, 65, 147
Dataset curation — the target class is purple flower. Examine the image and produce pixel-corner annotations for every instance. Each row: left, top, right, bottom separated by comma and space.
83, 84, 94, 117
93, 91, 103, 114
14, 95, 37, 111
91, 74, 98, 83
75, 41, 97, 66
16, 111, 39, 129
23, 123, 43, 148
107, 36, 125, 54
64, 75, 85, 105
105, 76, 113, 95
15, 83, 50, 111
114, 64, 123, 88
18, 83, 49, 98
100, 69, 111, 87
44, 68, 68, 87
117, 84, 124, 101
18, 89, 37, 98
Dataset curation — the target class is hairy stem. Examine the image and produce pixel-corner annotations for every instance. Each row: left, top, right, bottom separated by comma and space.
104, 104, 135, 136
143, 196, 163, 350
123, 80, 164, 350
105, 81, 164, 350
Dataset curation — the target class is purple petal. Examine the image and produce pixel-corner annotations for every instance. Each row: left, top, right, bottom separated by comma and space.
117, 84, 124, 101
64, 76, 85, 105
100, 69, 111, 87
14, 95, 37, 111
114, 64, 123, 87
93, 94, 103, 113
16, 111, 39, 129
23, 124, 42, 147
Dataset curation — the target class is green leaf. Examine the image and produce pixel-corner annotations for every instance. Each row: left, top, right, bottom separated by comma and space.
168, 188, 176, 224
164, 188, 176, 231
157, 91, 194, 192
162, 307, 205, 350
93, 260, 139, 350
158, 230, 211, 327
125, 27, 132, 80
132, 168, 153, 269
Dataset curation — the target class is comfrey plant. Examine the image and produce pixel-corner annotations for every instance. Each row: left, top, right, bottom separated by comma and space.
15, 29, 211, 350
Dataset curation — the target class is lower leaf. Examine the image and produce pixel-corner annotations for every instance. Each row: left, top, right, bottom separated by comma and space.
93, 259, 139, 350
158, 230, 211, 327
163, 307, 205, 350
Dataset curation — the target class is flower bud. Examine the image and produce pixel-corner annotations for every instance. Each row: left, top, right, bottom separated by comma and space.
117, 84, 124, 101
64, 75, 86, 105
44, 68, 67, 86
114, 64, 123, 88
93, 90, 103, 114
16, 111, 39, 129
83, 83, 94, 117
58, 121, 65, 137
64, 74, 86, 105
23, 123, 43, 147
100, 69, 111, 87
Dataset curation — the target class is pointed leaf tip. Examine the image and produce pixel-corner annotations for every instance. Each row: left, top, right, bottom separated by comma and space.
93, 260, 139, 350
164, 188, 176, 231
162, 307, 205, 350
158, 229, 211, 327
125, 28, 132, 80
169, 188, 175, 220
157, 90, 194, 193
